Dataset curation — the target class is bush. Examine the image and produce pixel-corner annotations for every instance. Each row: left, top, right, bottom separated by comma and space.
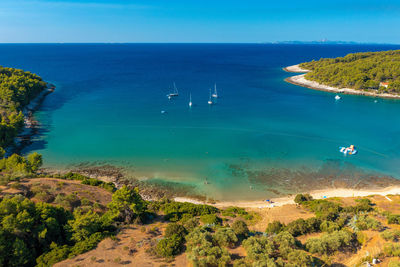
165, 223, 187, 239
388, 214, 400, 225
355, 214, 381, 231
266, 220, 284, 234
382, 229, 400, 242
231, 220, 249, 237
162, 201, 218, 221
389, 259, 400, 267
287, 249, 314, 266
186, 228, 231, 266
320, 220, 340, 233
305, 230, 355, 255
184, 218, 199, 232
294, 194, 313, 204
214, 228, 238, 248
200, 214, 222, 226
384, 243, 400, 257
156, 234, 183, 258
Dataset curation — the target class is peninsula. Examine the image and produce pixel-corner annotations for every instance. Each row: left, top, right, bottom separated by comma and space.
285, 50, 400, 99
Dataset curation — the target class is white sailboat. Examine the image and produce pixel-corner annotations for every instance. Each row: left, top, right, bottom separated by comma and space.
208, 88, 213, 105
212, 83, 218, 98
189, 93, 193, 107
335, 95, 341, 100
167, 82, 179, 98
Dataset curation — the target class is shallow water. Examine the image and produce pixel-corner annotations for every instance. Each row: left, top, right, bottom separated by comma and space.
1, 43, 400, 200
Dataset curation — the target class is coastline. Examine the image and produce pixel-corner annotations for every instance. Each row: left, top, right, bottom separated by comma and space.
11, 84, 55, 154
284, 64, 400, 99
175, 185, 400, 208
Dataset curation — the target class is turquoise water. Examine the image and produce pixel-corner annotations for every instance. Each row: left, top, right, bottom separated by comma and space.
1, 44, 400, 200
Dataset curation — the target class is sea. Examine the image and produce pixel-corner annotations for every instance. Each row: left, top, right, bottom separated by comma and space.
1, 43, 400, 200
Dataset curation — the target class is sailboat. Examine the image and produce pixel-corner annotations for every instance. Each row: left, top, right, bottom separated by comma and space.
212, 83, 218, 98
167, 82, 179, 98
189, 93, 193, 107
208, 88, 213, 105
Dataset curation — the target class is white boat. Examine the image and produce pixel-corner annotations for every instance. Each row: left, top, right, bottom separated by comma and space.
212, 83, 218, 98
339, 145, 357, 155
189, 93, 193, 107
335, 95, 341, 100
167, 82, 179, 98
208, 88, 213, 105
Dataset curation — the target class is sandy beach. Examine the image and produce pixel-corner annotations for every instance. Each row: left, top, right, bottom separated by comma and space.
285, 64, 400, 99
175, 186, 400, 208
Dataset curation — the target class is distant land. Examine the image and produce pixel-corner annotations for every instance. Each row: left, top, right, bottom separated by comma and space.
271, 39, 397, 45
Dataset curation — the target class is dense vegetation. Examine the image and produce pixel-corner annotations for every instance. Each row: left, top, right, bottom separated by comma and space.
0, 185, 146, 266
0, 66, 47, 147
299, 50, 400, 93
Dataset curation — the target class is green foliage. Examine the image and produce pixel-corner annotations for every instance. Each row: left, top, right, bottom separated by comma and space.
160, 200, 218, 221
355, 214, 381, 231
266, 220, 284, 234
320, 220, 340, 233
389, 259, 400, 267
231, 220, 249, 237
299, 50, 400, 93
287, 249, 314, 267
384, 243, 400, 256
185, 227, 231, 267
221, 206, 248, 217
305, 230, 355, 255
164, 223, 187, 239
0, 66, 47, 147
388, 214, 400, 224
294, 194, 313, 204
156, 234, 184, 258
105, 185, 147, 223
200, 214, 222, 226
183, 217, 200, 232
0, 152, 42, 179
381, 229, 400, 242
301, 199, 342, 220
214, 227, 238, 248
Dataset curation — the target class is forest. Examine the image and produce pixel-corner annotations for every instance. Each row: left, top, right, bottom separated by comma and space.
0, 66, 47, 147
299, 50, 400, 93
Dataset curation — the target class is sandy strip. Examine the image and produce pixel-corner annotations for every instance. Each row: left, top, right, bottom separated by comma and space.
284, 64, 400, 99
283, 64, 310, 73
174, 186, 400, 209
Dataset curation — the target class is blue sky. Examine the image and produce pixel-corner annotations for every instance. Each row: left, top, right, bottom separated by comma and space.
1, 0, 400, 43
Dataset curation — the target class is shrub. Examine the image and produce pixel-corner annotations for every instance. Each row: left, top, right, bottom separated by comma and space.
186, 228, 231, 266
162, 201, 218, 221
305, 230, 355, 255
286, 219, 308, 236
287, 249, 314, 266
156, 234, 183, 258
355, 214, 381, 231
382, 229, 400, 242
184, 218, 199, 232
320, 220, 340, 233
214, 227, 238, 248
165, 223, 187, 239
388, 214, 400, 225
384, 243, 400, 257
231, 220, 249, 237
389, 259, 400, 267
266, 220, 284, 234
200, 214, 222, 226
294, 194, 313, 204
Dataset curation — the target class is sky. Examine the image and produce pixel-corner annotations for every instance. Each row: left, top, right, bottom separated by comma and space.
1, 0, 400, 43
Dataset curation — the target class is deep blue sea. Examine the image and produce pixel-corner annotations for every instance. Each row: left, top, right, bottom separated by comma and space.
1, 43, 400, 200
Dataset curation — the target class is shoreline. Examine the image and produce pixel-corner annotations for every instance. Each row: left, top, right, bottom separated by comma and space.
284, 64, 400, 99
175, 185, 400, 208
11, 84, 55, 154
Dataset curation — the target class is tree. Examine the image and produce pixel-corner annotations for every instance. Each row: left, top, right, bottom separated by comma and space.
214, 227, 238, 248
266, 220, 284, 234
231, 220, 249, 237
106, 186, 146, 223
27, 152, 42, 171
294, 194, 313, 204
